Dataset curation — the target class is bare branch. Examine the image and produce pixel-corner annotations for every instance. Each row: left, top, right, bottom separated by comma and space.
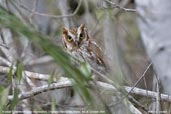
0, 56, 11, 66
18, 0, 82, 19
99, 82, 171, 102
127, 62, 152, 95
126, 98, 143, 114
128, 95, 148, 113
5, 73, 171, 103
8, 79, 72, 101
0, 66, 57, 81
1, 66, 170, 104
100, 0, 136, 12
25, 55, 53, 66
29, 0, 38, 20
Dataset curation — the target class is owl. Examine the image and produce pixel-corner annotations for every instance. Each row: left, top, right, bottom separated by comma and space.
62, 24, 108, 74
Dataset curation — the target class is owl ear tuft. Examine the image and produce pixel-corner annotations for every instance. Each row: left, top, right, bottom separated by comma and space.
63, 27, 68, 34
79, 24, 85, 30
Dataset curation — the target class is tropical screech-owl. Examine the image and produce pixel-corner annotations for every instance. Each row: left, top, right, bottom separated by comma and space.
62, 24, 108, 74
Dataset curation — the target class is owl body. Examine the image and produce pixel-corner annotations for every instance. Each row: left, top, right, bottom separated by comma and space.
62, 24, 108, 74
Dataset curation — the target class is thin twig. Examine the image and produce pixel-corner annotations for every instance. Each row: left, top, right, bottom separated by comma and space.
114, 0, 131, 16
0, 40, 13, 62
0, 43, 9, 49
127, 62, 152, 95
25, 55, 53, 66
8, 79, 72, 101
29, 0, 38, 20
8, 0, 31, 25
128, 95, 149, 113
18, 0, 82, 19
108, 62, 152, 108
90, 80, 112, 114
103, 0, 136, 12
0, 56, 11, 66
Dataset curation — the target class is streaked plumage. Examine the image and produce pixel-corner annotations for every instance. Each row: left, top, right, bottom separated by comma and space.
62, 24, 108, 74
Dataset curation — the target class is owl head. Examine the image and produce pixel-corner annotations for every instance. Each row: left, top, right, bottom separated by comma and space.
62, 24, 89, 51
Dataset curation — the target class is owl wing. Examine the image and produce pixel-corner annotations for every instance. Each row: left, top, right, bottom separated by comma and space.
87, 41, 109, 73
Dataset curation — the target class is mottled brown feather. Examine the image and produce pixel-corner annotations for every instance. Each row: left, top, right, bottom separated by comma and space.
62, 24, 109, 74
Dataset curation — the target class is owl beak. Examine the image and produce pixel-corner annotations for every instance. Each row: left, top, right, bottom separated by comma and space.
74, 39, 80, 49
75, 42, 79, 47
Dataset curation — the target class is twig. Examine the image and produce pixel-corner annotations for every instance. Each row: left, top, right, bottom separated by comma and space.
0, 29, 15, 62
102, 83, 171, 102
25, 55, 53, 66
90, 80, 112, 114
7, 0, 31, 25
114, 0, 131, 16
0, 42, 14, 62
127, 62, 152, 95
18, 0, 82, 19
29, 0, 38, 20
0, 56, 11, 66
0, 66, 55, 81
8, 79, 72, 101
0, 43, 9, 49
128, 95, 148, 113
103, 0, 136, 12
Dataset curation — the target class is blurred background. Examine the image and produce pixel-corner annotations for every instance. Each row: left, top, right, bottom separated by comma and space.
0, 0, 171, 113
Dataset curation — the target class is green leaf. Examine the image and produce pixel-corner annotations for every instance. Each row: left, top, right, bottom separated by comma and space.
0, 86, 10, 113
79, 62, 92, 80
10, 88, 19, 110
16, 61, 24, 84
7, 64, 13, 83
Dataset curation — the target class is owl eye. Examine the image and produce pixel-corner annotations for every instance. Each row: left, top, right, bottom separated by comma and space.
80, 33, 84, 39
67, 36, 73, 42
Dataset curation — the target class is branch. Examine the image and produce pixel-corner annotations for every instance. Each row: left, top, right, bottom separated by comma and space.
8, 78, 72, 101
6, 75, 171, 103
29, 0, 38, 20
17, 0, 82, 19
25, 55, 54, 66
101, 0, 136, 12
1, 66, 171, 102
0, 56, 11, 66
0, 66, 57, 81
127, 62, 152, 95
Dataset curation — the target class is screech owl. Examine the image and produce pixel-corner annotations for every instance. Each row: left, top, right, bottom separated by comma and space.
62, 24, 108, 74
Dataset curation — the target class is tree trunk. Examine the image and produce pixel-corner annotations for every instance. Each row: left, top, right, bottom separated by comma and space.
135, 0, 171, 94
